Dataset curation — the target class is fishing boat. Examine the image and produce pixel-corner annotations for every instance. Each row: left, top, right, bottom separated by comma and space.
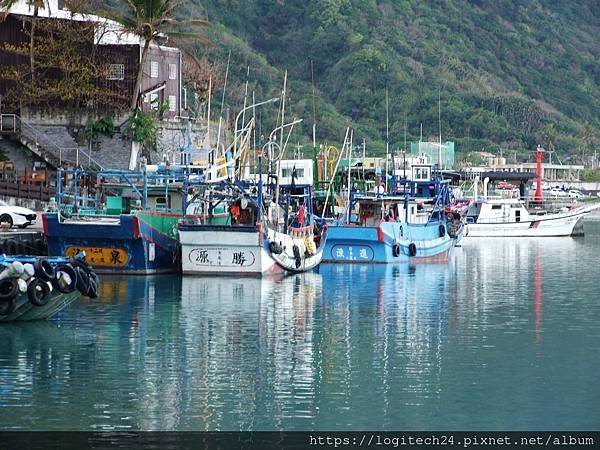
43, 168, 188, 274
464, 198, 598, 237
322, 163, 463, 263
179, 154, 326, 276
0, 254, 99, 322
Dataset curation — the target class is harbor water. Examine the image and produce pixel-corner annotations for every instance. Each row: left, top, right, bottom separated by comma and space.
1, 220, 599, 430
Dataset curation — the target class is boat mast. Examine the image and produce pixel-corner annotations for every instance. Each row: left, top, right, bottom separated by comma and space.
215, 50, 231, 155
346, 129, 353, 224
385, 88, 389, 193
311, 61, 318, 188
274, 70, 288, 228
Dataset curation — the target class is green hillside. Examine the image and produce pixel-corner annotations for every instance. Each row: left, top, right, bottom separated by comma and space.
188, 0, 600, 163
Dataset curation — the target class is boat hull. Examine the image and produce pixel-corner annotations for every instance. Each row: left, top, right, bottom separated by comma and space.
179, 224, 283, 276
322, 221, 461, 264
44, 213, 180, 274
465, 210, 589, 237
0, 290, 80, 322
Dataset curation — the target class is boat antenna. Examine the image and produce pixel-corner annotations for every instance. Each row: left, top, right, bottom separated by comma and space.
215, 49, 231, 154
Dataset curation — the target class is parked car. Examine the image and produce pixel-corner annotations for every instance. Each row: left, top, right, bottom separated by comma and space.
568, 190, 584, 198
0, 200, 37, 228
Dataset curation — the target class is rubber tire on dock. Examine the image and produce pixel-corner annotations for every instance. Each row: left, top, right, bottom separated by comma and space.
0, 297, 16, 316
27, 278, 51, 307
34, 259, 56, 282
52, 264, 78, 294
408, 243, 417, 257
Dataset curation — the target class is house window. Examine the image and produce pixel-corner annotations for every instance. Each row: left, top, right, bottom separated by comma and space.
150, 61, 159, 78
168, 95, 176, 112
106, 64, 124, 80
168, 63, 177, 80
150, 93, 159, 109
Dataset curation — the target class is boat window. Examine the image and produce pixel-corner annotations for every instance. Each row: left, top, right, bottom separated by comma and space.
491, 205, 502, 210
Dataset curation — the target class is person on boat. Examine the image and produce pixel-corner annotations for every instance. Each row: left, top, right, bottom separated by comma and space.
230, 202, 241, 225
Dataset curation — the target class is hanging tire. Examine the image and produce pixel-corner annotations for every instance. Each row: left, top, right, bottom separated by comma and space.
439, 224, 446, 237
408, 243, 417, 257
70, 257, 92, 274
34, 259, 56, 282
34, 239, 47, 256
52, 264, 78, 294
269, 241, 283, 255
5, 239, 18, 255
27, 278, 51, 307
392, 243, 401, 257
75, 267, 90, 295
0, 278, 19, 302
86, 273, 100, 299
0, 297, 16, 316
293, 245, 302, 269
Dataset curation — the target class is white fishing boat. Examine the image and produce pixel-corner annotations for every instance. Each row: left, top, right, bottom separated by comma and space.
178, 183, 326, 276
464, 198, 598, 237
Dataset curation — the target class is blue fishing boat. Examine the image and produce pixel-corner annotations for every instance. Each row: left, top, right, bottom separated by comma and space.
322, 164, 463, 264
44, 168, 187, 274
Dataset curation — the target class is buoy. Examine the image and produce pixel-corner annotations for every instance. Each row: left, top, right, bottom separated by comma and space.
0, 261, 24, 281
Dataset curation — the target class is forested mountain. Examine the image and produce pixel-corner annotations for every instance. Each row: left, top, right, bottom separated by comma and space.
186, 0, 600, 162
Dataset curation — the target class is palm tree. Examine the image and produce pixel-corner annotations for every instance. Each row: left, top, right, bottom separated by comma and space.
1, 0, 53, 80
102, 0, 210, 110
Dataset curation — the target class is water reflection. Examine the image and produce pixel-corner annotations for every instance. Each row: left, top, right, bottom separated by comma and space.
0, 238, 599, 430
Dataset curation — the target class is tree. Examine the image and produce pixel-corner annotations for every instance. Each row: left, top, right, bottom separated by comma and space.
102, 0, 211, 110
1, 0, 52, 80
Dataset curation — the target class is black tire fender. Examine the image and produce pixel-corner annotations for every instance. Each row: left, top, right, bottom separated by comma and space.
34, 239, 47, 256
439, 224, 446, 238
0, 296, 16, 316
70, 257, 92, 274
34, 259, 56, 282
408, 243, 417, 257
86, 272, 100, 299
27, 278, 51, 307
52, 264, 78, 294
269, 241, 283, 255
75, 267, 90, 295
392, 243, 401, 257
5, 239, 18, 255
0, 278, 19, 301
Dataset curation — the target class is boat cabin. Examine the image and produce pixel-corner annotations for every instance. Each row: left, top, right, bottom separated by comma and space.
466, 199, 531, 224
